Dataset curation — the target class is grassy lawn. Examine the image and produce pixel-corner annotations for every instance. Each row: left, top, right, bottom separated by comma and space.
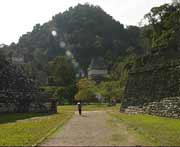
0, 104, 180, 146
0, 104, 109, 146
60, 103, 110, 112
108, 108, 180, 146
56, 104, 180, 146
0, 107, 73, 146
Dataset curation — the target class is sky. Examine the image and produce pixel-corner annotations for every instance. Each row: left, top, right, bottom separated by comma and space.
0, 0, 171, 45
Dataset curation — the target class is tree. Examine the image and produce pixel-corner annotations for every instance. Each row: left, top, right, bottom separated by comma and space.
75, 88, 96, 102
55, 85, 77, 104
75, 78, 96, 102
111, 54, 137, 82
144, 3, 180, 53
53, 87, 68, 104
0, 58, 38, 112
52, 4, 142, 70
93, 54, 138, 103
172, 0, 180, 5
50, 56, 76, 86
97, 81, 123, 103
76, 78, 96, 90
125, 26, 145, 54
4, 4, 145, 76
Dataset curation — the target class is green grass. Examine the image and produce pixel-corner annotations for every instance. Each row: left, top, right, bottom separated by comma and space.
108, 110, 180, 146
59, 104, 120, 112
0, 107, 73, 146
0, 104, 110, 146
1, 104, 180, 146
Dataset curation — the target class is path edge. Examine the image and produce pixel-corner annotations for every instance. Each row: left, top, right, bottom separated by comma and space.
32, 112, 74, 147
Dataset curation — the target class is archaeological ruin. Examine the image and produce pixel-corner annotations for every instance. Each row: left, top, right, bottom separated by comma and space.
0, 56, 57, 113
121, 53, 180, 118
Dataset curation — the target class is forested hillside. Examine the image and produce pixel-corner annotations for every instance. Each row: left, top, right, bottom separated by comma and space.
2, 4, 145, 72
2, 2, 178, 104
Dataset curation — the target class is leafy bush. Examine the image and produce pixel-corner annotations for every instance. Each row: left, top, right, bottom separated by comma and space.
42, 85, 76, 104
75, 78, 97, 102
97, 81, 124, 102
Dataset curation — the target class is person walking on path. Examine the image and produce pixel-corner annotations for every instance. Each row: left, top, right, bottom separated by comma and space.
77, 102, 82, 115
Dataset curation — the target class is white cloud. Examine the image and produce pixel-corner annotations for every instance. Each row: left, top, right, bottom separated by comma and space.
0, 0, 171, 45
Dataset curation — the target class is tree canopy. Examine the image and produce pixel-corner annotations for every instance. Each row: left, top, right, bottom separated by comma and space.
49, 55, 76, 86
0, 58, 39, 112
75, 78, 96, 102
144, 2, 180, 53
2, 3, 144, 74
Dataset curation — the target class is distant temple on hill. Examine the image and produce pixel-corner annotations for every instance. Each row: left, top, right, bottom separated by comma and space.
88, 57, 108, 82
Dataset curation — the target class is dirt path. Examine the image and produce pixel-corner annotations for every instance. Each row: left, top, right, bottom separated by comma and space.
41, 111, 148, 146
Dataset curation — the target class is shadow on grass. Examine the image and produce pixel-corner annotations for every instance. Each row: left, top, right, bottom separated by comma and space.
0, 113, 52, 124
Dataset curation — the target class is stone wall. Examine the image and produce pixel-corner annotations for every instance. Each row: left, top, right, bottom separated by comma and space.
0, 57, 58, 113
121, 54, 180, 118
143, 97, 180, 118
124, 97, 180, 118
0, 103, 16, 113
0, 91, 58, 113
0, 99, 57, 113
124, 106, 144, 114
121, 55, 180, 108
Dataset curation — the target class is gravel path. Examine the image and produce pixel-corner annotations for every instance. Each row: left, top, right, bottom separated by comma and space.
41, 111, 147, 146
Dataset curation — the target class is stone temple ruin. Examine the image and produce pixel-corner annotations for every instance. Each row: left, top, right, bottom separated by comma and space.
121, 53, 180, 118
0, 57, 57, 113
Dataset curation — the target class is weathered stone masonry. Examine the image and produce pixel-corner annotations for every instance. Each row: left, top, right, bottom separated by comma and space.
0, 58, 58, 114
0, 92, 57, 113
121, 55, 180, 118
